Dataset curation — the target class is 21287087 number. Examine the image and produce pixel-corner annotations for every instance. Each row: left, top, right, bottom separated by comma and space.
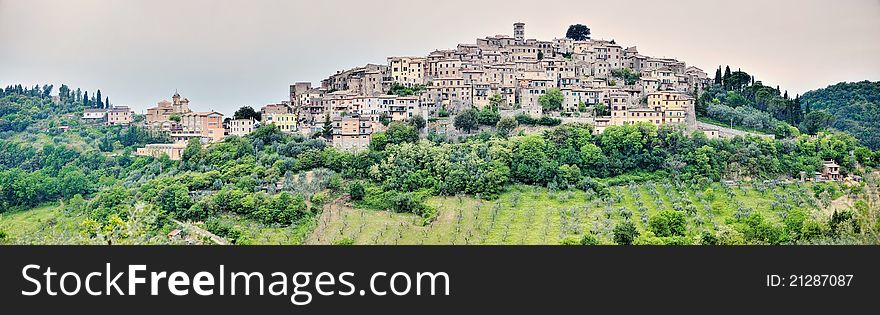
766, 274, 853, 287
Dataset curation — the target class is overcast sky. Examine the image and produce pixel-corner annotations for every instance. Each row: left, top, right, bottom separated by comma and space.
1, 0, 878, 115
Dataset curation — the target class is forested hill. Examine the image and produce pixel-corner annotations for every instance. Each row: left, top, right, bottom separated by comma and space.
800, 81, 880, 150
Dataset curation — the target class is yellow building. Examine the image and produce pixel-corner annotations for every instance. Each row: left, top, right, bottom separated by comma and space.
388, 56, 426, 87
626, 107, 664, 125
597, 90, 693, 133
647, 91, 691, 125
264, 113, 297, 133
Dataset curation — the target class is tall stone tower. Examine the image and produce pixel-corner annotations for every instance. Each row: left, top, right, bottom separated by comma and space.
514, 22, 525, 43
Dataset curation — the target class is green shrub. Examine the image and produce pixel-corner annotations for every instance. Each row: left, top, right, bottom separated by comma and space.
349, 182, 365, 201
579, 234, 600, 245
559, 236, 580, 245
204, 218, 243, 244
537, 115, 561, 126
613, 221, 639, 245
700, 230, 718, 245
333, 238, 355, 245
649, 210, 687, 237
311, 191, 328, 206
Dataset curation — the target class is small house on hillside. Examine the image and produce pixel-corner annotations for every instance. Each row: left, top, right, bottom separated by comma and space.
817, 160, 841, 181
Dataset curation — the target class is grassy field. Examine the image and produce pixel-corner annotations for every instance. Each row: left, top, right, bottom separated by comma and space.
306, 181, 835, 245
0, 181, 848, 245
197, 213, 317, 245
0, 203, 91, 244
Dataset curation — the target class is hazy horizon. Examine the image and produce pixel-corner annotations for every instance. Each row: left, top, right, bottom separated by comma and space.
2, 0, 879, 115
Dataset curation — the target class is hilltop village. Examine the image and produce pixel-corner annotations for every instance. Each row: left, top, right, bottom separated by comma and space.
93, 23, 726, 158
3, 21, 877, 247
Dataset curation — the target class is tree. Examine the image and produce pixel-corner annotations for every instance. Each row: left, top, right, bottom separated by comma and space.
386, 122, 419, 144
410, 115, 426, 130
496, 116, 518, 137
537, 51, 544, 60
722, 66, 732, 90
58, 84, 70, 100
648, 210, 687, 237
234, 106, 261, 121
96, 90, 103, 109
83, 91, 90, 107
156, 184, 192, 215
454, 108, 479, 133
322, 114, 332, 139
579, 234, 599, 245
593, 102, 609, 116
389, 83, 425, 97
538, 88, 564, 112
488, 93, 505, 109
370, 122, 419, 151
105, 97, 110, 108
714, 66, 722, 85
556, 164, 581, 187
700, 231, 718, 245
477, 107, 501, 125
613, 221, 639, 245
59, 168, 91, 198
169, 113, 181, 123
611, 68, 640, 85
182, 138, 202, 164
800, 110, 835, 135
565, 24, 591, 41
378, 112, 392, 126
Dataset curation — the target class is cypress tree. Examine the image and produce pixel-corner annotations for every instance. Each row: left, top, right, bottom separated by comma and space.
96, 90, 103, 108
322, 114, 333, 139
723, 66, 731, 90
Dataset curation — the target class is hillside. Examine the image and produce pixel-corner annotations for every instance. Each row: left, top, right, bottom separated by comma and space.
800, 81, 880, 149
309, 180, 865, 245
3, 84, 880, 245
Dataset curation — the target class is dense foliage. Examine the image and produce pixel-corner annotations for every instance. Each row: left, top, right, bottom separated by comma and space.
800, 81, 880, 149
389, 83, 426, 97
700, 67, 805, 136
611, 68, 640, 85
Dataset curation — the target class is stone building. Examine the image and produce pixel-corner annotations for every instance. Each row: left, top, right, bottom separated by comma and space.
291, 22, 706, 140
180, 111, 225, 142
135, 143, 187, 160
107, 106, 133, 125
332, 115, 373, 151
146, 92, 191, 127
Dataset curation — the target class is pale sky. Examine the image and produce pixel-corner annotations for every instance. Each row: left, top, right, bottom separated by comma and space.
1, 0, 879, 115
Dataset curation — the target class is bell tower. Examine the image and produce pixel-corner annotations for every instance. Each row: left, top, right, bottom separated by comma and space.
514, 22, 525, 43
